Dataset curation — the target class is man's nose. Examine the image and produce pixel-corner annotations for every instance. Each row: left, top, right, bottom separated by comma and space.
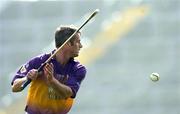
80, 43, 83, 48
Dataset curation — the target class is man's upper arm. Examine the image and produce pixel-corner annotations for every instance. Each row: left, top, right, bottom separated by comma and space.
66, 65, 86, 98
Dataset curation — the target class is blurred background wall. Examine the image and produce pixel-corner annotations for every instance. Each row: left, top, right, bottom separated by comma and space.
0, 0, 180, 114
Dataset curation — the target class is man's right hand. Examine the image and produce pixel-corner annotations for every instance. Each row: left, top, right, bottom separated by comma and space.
12, 69, 38, 92
27, 69, 38, 80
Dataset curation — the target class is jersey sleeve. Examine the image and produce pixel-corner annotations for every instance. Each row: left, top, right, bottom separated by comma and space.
66, 65, 86, 98
11, 54, 47, 85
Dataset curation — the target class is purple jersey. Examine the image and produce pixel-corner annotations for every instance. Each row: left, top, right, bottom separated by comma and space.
11, 51, 86, 114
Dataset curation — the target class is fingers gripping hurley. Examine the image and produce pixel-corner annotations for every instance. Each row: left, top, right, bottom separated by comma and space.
21, 9, 99, 90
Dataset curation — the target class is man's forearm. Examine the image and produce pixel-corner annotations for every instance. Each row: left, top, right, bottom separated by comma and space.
12, 77, 27, 92
50, 78, 73, 99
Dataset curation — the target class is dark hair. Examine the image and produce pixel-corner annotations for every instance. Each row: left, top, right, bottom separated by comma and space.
55, 25, 80, 48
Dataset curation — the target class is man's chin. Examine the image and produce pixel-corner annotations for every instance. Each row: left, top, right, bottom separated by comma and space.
73, 54, 79, 58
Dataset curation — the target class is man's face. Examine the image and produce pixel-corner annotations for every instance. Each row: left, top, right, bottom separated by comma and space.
69, 33, 82, 57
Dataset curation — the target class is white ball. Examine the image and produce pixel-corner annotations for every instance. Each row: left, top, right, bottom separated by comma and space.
150, 73, 160, 82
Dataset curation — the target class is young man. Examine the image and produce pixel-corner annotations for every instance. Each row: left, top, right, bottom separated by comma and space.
11, 25, 87, 114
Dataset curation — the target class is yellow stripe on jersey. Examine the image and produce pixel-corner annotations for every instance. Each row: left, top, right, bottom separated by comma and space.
27, 75, 73, 113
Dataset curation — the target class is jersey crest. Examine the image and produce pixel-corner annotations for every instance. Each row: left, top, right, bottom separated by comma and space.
20, 65, 27, 73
